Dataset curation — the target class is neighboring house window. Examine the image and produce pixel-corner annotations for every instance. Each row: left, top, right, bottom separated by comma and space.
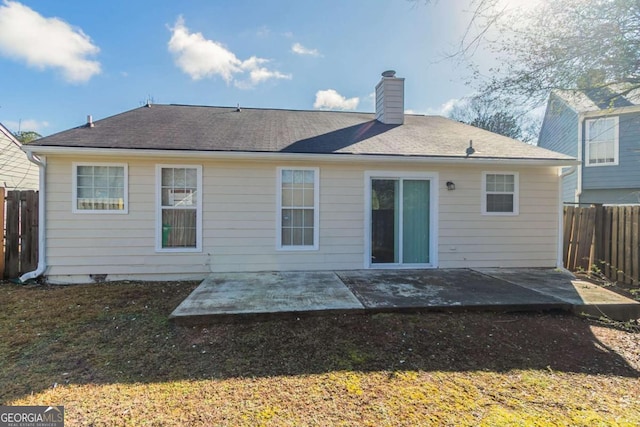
585, 116, 619, 166
156, 165, 202, 252
482, 172, 519, 215
277, 167, 319, 250
73, 163, 127, 213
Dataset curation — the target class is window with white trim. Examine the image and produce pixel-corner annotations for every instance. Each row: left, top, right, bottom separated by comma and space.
73, 163, 127, 213
156, 165, 202, 251
482, 172, 519, 215
277, 167, 319, 250
585, 116, 619, 166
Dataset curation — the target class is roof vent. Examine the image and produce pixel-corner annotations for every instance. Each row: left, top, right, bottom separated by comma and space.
466, 140, 475, 156
86, 115, 94, 128
235, 103, 241, 112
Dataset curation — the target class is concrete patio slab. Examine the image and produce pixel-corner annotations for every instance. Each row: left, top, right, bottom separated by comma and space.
169, 268, 640, 324
336, 269, 567, 311
476, 268, 640, 321
169, 271, 364, 324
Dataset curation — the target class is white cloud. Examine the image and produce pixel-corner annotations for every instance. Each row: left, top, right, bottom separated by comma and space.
4, 119, 49, 133
168, 17, 291, 88
168, 16, 241, 82
313, 89, 359, 111
291, 42, 320, 57
234, 56, 292, 88
0, 0, 100, 83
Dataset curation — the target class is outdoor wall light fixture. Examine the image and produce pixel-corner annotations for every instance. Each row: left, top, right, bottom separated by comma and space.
446, 181, 456, 191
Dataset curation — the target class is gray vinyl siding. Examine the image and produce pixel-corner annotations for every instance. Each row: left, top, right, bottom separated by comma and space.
538, 94, 579, 156
561, 169, 578, 203
539, 95, 579, 203
582, 112, 640, 191
580, 189, 640, 205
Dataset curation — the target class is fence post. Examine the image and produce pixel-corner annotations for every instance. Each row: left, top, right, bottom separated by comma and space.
574, 206, 595, 271
603, 207, 612, 278
592, 204, 604, 271
0, 187, 4, 278
632, 206, 639, 286
563, 206, 574, 269
617, 207, 626, 283
622, 206, 632, 285
5, 191, 19, 278
20, 190, 39, 273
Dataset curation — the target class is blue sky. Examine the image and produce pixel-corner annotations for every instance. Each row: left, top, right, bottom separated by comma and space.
0, 0, 485, 136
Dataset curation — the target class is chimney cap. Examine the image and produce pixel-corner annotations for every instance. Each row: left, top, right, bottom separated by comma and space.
381, 70, 396, 78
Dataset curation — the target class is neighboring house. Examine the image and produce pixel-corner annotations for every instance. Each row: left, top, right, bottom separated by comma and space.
0, 122, 39, 190
538, 86, 640, 205
22, 72, 575, 284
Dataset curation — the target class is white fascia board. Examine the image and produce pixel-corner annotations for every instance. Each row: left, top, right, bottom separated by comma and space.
0, 122, 22, 148
22, 145, 579, 167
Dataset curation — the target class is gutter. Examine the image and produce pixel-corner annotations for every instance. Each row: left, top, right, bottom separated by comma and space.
22, 145, 579, 167
19, 152, 46, 283
557, 165, 578, 268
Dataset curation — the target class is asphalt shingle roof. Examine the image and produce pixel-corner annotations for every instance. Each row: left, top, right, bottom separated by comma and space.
29, 104, 573, 161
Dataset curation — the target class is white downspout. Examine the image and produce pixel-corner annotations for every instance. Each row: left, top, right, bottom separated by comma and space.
19, 152, 46, 282
557, 165, 577, 268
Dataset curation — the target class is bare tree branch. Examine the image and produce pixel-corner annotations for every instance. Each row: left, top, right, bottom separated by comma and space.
419, 0, 640, 109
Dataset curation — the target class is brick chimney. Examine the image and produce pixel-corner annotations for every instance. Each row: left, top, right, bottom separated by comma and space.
375, 70, 404, 125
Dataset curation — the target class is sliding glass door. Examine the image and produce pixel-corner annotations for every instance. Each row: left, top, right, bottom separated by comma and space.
370, 178, 430, 266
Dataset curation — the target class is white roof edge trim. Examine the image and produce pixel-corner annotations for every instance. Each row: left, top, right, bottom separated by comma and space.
0, 122, 21, 148
22, 146, 578, 166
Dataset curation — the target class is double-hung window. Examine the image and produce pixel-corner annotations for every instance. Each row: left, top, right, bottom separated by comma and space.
156, 165, 202, 252
73, 163, 127, 213
482, 172, 519, 215
277, 167, 319, 250
585, 116, 619, 166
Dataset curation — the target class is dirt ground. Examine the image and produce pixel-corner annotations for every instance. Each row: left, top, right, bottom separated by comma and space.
1, 279, 639, 425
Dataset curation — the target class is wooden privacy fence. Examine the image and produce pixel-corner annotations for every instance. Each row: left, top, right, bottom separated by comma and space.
1, 188, 39, 279
564, 205, 640, 286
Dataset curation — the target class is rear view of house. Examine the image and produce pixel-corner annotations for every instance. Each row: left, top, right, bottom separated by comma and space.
539, 86, 640, 205
21, 72, 575, 283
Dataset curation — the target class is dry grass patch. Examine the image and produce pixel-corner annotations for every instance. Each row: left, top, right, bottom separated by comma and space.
1, 280, 639, 426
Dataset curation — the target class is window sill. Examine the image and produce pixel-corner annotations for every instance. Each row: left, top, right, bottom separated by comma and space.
155, 247, 202, 253
585, 162, 619, 167
276, 246, 319, 251
72, 209, 129, 214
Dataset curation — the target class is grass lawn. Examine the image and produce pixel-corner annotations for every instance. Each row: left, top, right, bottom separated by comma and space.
1, 280, 639, 426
